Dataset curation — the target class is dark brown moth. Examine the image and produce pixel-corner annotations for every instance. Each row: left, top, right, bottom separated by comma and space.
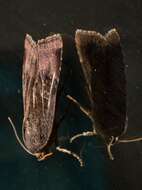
8, 34, 83, 166
68, 29, 142, 160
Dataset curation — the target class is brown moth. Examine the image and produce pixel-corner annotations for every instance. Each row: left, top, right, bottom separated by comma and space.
8, 34, 83, 166
68, 29, 142, 160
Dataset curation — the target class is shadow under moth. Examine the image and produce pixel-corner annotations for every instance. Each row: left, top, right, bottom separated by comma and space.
68, 28, 142, 160
8, 34, 83, 166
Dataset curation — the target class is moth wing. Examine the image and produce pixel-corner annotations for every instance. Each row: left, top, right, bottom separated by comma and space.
23, 34, 63, 153
22, 34, 37, 113
75, 29, 126, 142
75, 29, 107, 104
105, 29, 127, 138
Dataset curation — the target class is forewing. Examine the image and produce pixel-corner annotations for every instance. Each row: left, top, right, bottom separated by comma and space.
75, 29, 127, 142
75, 29, 107, 105
104, 29, 127, 138
22, 34, 63, 153
22, 34, 37, 114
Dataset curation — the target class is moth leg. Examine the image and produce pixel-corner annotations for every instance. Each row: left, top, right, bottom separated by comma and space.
56, 146, 83, 167
106, 136, 116, 160
67, 95, 96, 142
35, 152, 54, 161
118, 137, 142, 143
67, 95, 93, 122
70, 130, 97, 143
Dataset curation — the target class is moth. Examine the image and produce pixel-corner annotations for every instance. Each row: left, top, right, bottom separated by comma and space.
68, 29, 142, 160
8, 34, 83, 166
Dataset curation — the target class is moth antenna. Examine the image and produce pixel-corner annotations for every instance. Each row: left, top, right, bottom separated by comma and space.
118, 137, 142, 143
56, 146, 84, 167
8, 117, 35, 156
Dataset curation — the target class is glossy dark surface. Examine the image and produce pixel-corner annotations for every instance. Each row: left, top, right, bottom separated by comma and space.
75, 29, 127, 142
0, 0, 142, 189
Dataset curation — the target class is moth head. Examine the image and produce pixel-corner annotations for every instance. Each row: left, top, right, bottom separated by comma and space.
35, 152, 54, 161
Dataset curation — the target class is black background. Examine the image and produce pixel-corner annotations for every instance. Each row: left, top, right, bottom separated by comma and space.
0, 0, 142, 189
